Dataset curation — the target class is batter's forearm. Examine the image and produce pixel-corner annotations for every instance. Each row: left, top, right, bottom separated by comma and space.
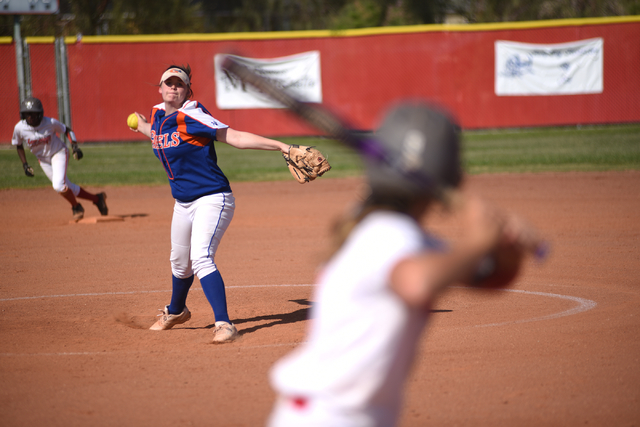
390, 244, 490, 309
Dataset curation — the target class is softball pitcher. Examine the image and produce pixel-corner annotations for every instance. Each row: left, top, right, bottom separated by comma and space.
12, 97, 108, 221
267, 102, 543, 426
131, 64, 291, 343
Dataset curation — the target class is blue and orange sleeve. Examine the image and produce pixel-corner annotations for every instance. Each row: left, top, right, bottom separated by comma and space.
177, 112, 215, 147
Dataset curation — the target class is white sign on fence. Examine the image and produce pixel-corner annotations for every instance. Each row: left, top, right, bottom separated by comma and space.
0, 0, 59, 14
495, 38, 603, 96
214, 51, 322, 109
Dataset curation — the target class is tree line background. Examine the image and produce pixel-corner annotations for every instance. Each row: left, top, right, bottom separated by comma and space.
1, 0, 638, 37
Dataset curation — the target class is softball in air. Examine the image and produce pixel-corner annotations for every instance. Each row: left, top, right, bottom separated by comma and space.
127, 113, 138, 130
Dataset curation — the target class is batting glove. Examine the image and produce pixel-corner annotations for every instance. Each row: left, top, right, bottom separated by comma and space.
72, 144, 83, 161
23, 163, 34, 177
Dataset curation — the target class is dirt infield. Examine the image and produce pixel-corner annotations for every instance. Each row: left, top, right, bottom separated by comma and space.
1, 172, 638, 427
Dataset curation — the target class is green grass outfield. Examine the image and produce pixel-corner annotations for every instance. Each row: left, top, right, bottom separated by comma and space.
1, 124, 638, 190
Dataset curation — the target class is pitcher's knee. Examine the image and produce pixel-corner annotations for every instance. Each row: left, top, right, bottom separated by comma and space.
192, 258, 217, 279
170, 247, 192, 278
171, 265, 193, 279
170, 257, 192, 278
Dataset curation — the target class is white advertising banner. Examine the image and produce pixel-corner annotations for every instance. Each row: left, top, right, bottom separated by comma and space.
495, 38, 603, 96
214, 51, 322, 109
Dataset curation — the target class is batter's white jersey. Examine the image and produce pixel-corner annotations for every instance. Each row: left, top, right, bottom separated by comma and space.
12, 117, 68, 160
269, 211, 443, 427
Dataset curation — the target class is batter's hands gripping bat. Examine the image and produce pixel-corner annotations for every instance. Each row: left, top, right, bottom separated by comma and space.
220, 55, 548, 261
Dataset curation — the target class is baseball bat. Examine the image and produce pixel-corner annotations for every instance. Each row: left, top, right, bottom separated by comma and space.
220, 55, 387, 163
220, 54, 548, 261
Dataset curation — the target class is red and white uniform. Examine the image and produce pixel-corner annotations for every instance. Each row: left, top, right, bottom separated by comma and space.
268, 211, 443, 427
11, 117, 79, 195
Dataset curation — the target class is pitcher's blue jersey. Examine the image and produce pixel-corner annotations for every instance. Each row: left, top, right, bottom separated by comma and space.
150, 100, 231, 202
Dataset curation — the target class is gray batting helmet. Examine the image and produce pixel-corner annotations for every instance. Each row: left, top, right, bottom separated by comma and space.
366, 101, 462, 200
20, 97, 44, 125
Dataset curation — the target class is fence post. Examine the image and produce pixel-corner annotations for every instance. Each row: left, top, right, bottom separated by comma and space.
60, 39, 72, 129
55, 37, 72, 134
13, 15, 26, 106
54, 37, 65, 125
23, 38, 32, 99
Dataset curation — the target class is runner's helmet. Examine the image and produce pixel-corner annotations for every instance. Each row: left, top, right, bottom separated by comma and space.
20, 97, 44, 127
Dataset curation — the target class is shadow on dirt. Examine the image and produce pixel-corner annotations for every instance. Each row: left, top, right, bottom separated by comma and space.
222, 300, 451, 336
113, 312, 150, 329
120, 213, 149, 218
230, 299, 312, 336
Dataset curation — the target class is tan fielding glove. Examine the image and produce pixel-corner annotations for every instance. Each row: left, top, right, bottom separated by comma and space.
283, 145, 331, 184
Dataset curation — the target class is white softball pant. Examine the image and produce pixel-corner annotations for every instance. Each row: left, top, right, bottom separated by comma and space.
38, 148, 80, 195
170, 192, 235, 280
267, 396, 383, 427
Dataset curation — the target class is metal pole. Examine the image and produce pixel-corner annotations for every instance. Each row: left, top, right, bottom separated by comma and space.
59, 38, 72, 129
23, 38, 32, 98
55, 37, 66, 125
14, 15, 26, 105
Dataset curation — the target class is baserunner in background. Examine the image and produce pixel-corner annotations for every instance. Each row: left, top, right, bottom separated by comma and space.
12, 97, 108, 222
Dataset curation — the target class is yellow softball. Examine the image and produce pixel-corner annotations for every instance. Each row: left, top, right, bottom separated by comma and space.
127, 113, 138, 130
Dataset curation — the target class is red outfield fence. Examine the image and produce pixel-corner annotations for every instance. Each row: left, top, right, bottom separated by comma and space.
1, 16, 639, 144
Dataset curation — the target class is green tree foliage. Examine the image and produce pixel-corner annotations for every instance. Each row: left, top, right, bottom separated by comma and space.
0, 13, 58, 37
0, 0, 637, 37
450, 0, 639, 22
69, 0, 111, 34
107, 0, 203, 35
330, 0, 386, 29
202, 0, 349, 32
0, 0, 203, 37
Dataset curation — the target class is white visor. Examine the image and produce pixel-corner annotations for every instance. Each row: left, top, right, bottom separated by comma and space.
160, 68, 190, 86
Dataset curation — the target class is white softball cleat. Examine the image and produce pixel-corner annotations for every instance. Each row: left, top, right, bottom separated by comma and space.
212, 321, 238, 343
149, 305, 191, 330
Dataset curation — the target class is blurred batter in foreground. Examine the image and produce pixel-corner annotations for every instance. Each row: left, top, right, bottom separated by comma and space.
267, 102, 543, 426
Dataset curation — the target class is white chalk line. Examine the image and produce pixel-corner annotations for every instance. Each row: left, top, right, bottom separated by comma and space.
472, 288, 597, 327
0, 342, 300, 357
0, 284, 315, 302
0, 285, 597, 357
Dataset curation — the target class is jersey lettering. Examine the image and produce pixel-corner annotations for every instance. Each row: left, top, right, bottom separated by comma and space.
171, 132, 180, 147
27, 135, 51, 149
148, 101, 231, 201
152, 132, 182, 149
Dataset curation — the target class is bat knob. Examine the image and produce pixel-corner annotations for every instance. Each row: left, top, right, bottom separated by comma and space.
534, 241, 550, 262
